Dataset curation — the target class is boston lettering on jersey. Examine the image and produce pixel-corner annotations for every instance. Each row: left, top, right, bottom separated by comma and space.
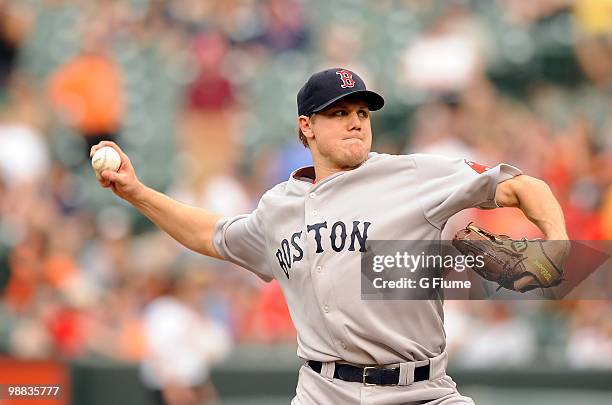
275, 220, 371, 279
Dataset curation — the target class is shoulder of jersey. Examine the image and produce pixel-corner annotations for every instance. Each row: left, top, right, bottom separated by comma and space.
365, 151, 402, 163
369, 152, 449, 166
405, 152, 456, 162
370, 151, 452, 162
260, 181, 291, 200
407, 152, 468, 167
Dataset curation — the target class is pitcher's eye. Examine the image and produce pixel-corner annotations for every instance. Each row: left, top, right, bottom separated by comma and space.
358, 110, 369, 118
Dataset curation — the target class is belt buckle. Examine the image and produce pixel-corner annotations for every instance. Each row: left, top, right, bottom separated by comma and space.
362, 366, 377, 386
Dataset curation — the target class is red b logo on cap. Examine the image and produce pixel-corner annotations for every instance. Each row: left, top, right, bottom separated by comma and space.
336, 69, 355, 88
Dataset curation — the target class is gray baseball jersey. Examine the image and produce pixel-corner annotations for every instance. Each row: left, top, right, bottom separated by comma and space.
213, 152, 521, 365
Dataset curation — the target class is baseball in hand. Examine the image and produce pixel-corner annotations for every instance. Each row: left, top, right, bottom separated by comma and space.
91, 146, 121, 180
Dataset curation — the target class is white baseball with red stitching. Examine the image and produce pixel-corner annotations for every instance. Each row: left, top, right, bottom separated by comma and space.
91, 146, 121, 180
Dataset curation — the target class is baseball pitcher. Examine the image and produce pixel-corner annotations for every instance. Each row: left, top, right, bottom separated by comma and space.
92, 68, 568, 404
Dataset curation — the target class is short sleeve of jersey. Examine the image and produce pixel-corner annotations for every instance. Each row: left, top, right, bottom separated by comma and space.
412, 154, 522, 229
213, 206, 274, 282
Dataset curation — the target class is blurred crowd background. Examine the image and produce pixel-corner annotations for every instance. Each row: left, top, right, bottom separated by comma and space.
0, 0, 611, 400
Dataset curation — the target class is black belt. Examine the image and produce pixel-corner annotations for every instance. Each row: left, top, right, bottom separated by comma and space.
308, 360, 430, 386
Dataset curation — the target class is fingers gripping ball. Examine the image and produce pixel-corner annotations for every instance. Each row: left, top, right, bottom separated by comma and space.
91, 146, 121, 180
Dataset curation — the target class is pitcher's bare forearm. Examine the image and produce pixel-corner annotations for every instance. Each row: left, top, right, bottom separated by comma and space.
89, 141, 223, 259
128, 184, 223, 259
495, 175, 568, 240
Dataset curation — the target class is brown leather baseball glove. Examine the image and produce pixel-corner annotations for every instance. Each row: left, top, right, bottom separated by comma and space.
452, 223, 567, 292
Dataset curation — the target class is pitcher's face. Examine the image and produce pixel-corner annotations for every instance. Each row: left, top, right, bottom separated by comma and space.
308, 99, 372, 170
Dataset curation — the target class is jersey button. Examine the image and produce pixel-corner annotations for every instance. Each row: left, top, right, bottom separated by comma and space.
309, 192, 316, 199
312, 210, 318, 216
316, 266, 322, 273
323, 305, 329, 313
340, 341, 347, 349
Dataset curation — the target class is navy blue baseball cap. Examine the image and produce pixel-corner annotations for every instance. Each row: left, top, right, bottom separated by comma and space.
297, 68, 384, 116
